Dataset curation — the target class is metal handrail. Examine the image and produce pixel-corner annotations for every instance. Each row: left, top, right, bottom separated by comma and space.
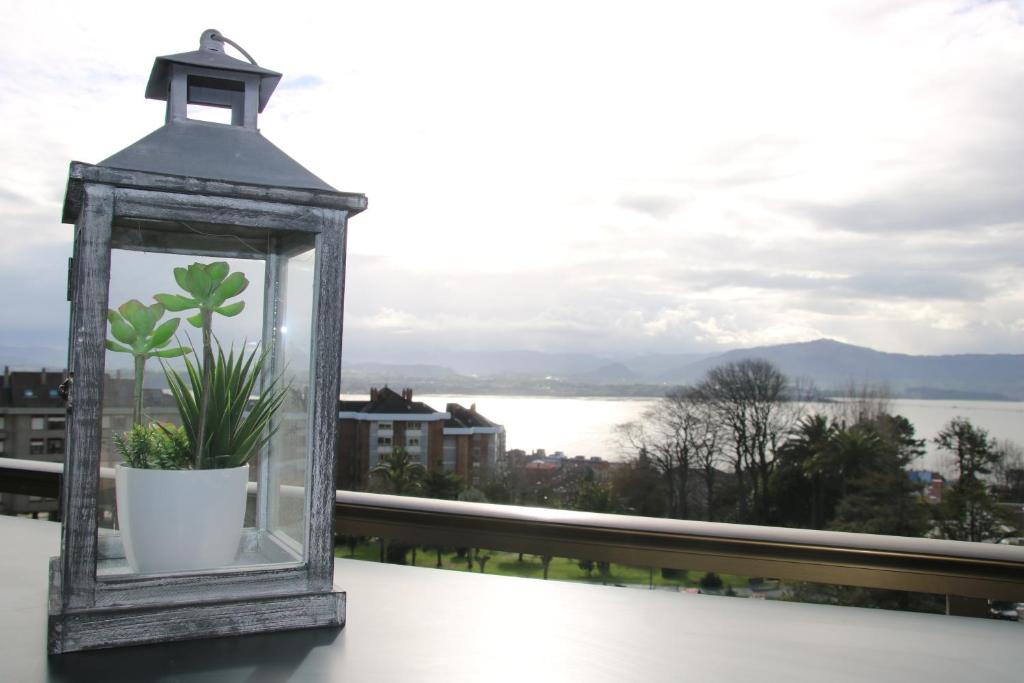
4, 458, 1023, 606
334, 491, 1024, 603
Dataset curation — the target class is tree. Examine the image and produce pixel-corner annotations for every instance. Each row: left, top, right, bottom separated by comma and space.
609, 448, 666, 518
770, 413, 837, 528
370, 447, 424, 496
420, 469, 464, 500
828, 416, 929, 538
539, 555, 552, 580
991, 439, 1024, 504
770, 412, 929, 537
573, 480, 622, 514
932, 418, 1012, 542
475, 549, 491, 573
699, 571, 723, 592
694, 359, 797, 523
418, 469, 464, 566
616, 389, 722, 521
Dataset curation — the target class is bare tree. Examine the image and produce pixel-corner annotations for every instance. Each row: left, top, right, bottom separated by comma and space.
657, 389, 723, 520
616, 387, 726, 520
616, 390, 721, 520
992, 439, 1024, 503
830, 381, 892, 427
694, 359, 798, 523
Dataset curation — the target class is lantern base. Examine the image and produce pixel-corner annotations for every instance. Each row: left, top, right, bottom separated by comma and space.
47, 559, 345, 654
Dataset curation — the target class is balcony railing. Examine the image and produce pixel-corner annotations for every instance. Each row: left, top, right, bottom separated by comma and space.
3, 457, 1022, 617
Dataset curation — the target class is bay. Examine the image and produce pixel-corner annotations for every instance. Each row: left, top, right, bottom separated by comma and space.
413, 395, 1024, 474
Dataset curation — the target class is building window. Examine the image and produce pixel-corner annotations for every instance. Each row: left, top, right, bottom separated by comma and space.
30, 439, 45, 455
406, 422, 421, 431
47, 438, 64, 454
48, 388, 60, 398
101, 416, 111, 429
47, 415, 65, 431
378, 422, 392, 432
407, 437, 420, 447
443, 439, 456, 470
31, 416, 45, 430
23, 388, 35, 398
0, 416, 5, 429
377, 436, 392, 446
0, 439, 5, 454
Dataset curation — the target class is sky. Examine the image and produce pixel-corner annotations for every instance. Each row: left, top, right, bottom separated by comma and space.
1, 0, 1023, 367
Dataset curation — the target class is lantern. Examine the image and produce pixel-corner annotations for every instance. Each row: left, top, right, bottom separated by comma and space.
48, 29, 366, 653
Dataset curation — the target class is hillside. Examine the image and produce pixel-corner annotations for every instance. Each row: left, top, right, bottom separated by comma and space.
675, 339, 1024, 400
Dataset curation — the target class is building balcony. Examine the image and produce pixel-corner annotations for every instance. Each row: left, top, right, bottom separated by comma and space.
2, 458, 1023, 680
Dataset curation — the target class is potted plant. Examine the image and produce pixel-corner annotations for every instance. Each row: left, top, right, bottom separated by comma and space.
111, 262, 287, 574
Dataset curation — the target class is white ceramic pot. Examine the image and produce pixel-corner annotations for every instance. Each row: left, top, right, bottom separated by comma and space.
115, 464, 249, 574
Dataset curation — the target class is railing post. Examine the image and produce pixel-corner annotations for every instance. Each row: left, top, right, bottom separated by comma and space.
946, 595, 988, 618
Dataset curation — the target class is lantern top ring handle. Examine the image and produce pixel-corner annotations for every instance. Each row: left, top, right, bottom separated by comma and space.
200, 28, 259, 66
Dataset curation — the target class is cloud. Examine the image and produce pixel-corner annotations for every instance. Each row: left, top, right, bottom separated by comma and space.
616, 194, 683, 219
842, 271, 991, 301
1, 0, 1023, 364
795, 189, 1024, 234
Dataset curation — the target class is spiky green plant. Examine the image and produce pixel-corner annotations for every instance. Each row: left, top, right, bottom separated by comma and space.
105, 299, 190, 425
163, 342, 287, 469
154, 262, 249, 466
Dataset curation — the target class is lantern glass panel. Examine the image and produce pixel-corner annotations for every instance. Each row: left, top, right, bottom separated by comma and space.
95, 223, 317, 577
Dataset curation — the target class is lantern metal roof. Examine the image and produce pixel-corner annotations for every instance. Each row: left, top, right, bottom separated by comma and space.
98, 29, 336, 193
144, 30, 282, 113
99, 121, 336, 191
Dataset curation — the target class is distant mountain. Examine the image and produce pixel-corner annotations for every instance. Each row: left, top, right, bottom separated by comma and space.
675, 339, 1024, 400
344, 362, 460, 380
397, 350, 618, 377
8, 338, 1021, 401
620, 352, 716, 381
569, 362, 642, 385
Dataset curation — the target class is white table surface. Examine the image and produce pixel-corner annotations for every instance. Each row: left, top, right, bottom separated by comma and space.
1, 515, 1020, 682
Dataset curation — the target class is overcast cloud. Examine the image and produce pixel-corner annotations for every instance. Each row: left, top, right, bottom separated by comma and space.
1, 0, 1022, 367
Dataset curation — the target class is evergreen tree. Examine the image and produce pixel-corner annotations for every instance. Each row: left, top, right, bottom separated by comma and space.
932, 418, 1013, 542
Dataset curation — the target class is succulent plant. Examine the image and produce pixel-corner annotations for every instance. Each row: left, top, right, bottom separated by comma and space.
155, 262, 249, 468
105, 300, 189, 425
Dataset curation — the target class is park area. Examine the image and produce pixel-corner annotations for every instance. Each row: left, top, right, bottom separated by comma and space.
335, 540, 777, 597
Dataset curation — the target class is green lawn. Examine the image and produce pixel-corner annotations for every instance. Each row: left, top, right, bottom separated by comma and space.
335, 540, 752, 591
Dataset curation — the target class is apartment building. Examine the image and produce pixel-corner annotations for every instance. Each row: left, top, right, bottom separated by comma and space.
0, 368, 67, 516
0, 367, 181, 516
336, 387, 506, 490
443, 402, 506, 484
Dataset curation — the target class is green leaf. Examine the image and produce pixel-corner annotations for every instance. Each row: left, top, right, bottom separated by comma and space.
154, 294, 196, 312
215, 301, 245, 317
173, 267, 190, 292
188, 263, 214, 299
211, 272, 248, 306
154, 347, 190, 358
107, 310, 136, 345
206, 261, 229, 285
117, 299, 146, 329
105, 339, 133, 354
162, 339, 289, 469
186, 312, 204, 328
131, 302, 162, 338
148, 318, 180, 348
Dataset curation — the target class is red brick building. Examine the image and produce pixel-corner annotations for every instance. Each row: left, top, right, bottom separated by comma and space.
336, 387, 505, 490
